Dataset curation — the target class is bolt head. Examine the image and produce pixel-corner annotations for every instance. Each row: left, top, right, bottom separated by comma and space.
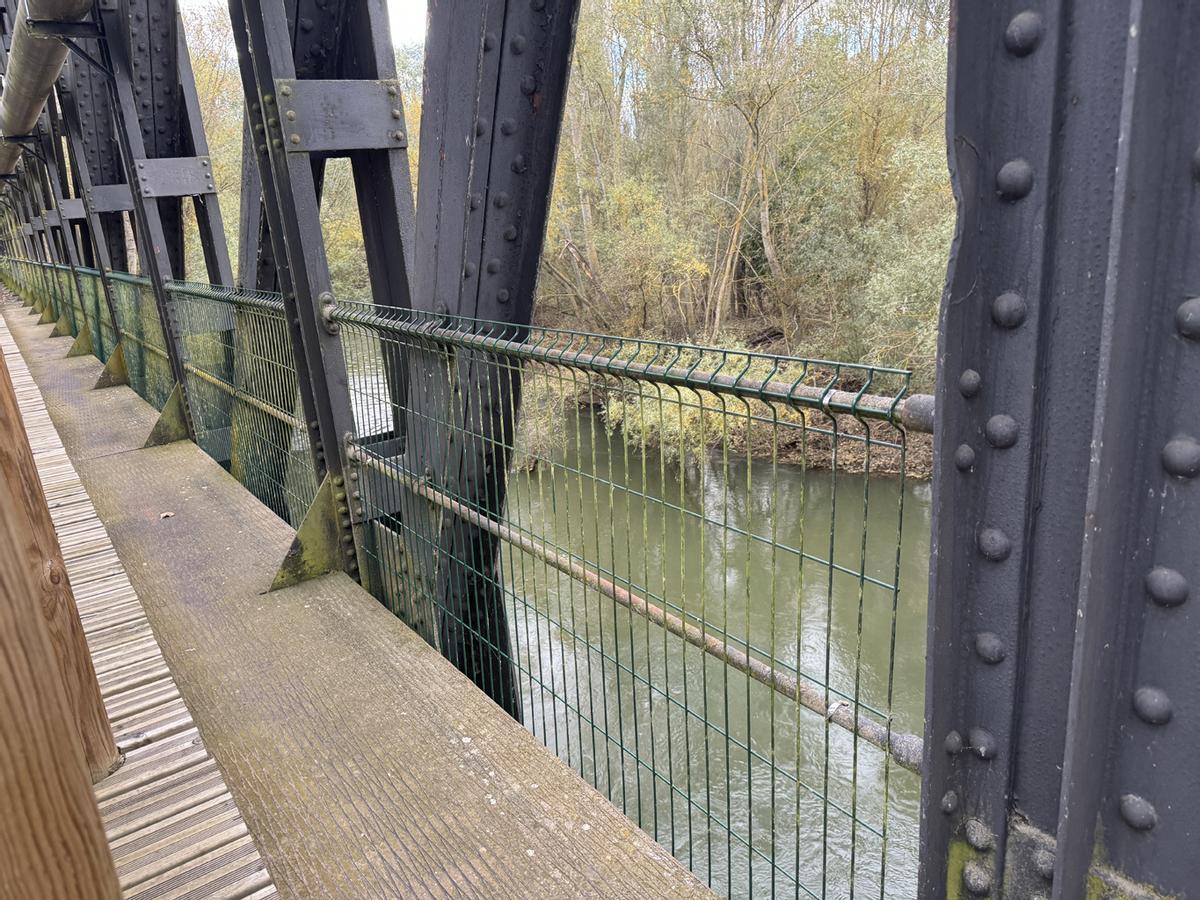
959, 369, 982, 398
996, 159, 1034, 200
1004, 10, 1044, 56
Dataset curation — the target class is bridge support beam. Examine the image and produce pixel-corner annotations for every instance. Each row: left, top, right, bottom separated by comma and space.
227, 0, 417, 587
922, 2, 1200, 896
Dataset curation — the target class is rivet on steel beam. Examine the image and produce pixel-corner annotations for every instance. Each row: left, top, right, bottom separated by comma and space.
392, 108, 402, 119
333, 475, 345, 487
483, 32, 497, 51
954, 444, 975, 472
272, 138, 283, 149
263, 93, 274, 104
510, 35, 527, 54
1004, 11, 1043, 56
531, 0, 545, 9
1119, 794, 1157, 831
497, 289, 510, 303
388, 85, 398, 97
280, 85, 291, 97
494, 191, 510, 208
486, 258, 501, 274
944, 730, 963, 755
511, 154, 527, 173
521, 75, 537, 95
268, 118, 278, 128
963, 861, 991, 896
967, 726, 997, 759
1034, 848, 1054, 880
959, 368, 981, 398
469, 193, 482, 210
290, 134, 301, 145
463, 262, 476, 279
1133, 686, 1172, 725
1145, 566, 1188, 607
1177, 297, 1200, 339
940, 790, 958, 814
985, 414, 1019, 449
392, 130, 406, 142
475, 118, 489, 137
500, 119, 516, 136
974, 632, 1005, 664
977, 528, 1012, 562
996, 159, 1034, 201
965, 818, 995, 851
991, 291, 1027, 328
344, 547, 356, 557
1162, 435, 1200, 478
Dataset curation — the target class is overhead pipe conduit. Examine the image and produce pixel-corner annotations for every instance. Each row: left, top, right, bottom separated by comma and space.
0, 0, 94, 174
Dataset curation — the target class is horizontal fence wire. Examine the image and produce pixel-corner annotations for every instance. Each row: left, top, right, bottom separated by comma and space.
335, 300, 929, 898
168, 280, 318, 528
1, 259, 930, 897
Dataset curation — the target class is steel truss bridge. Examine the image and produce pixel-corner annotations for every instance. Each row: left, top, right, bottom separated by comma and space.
0, 0, 1196, 897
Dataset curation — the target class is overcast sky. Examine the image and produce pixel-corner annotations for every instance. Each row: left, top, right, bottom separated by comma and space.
388, 0, 426, 48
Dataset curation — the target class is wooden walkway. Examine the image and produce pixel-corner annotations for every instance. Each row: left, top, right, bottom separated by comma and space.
0, 304, 276, 899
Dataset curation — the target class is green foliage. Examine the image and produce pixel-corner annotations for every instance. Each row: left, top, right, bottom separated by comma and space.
180, 0, 952, 385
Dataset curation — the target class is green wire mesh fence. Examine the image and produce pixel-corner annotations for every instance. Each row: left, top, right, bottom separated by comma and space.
168, 281, 319, 528
2, 259, 930, 898
333, 302, 928, 898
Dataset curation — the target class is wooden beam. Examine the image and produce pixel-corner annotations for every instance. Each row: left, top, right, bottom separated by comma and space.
0, 347, 119, 781
0, 378, 120, 898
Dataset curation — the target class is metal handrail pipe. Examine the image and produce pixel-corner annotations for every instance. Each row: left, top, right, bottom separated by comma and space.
0, 0, 94, 174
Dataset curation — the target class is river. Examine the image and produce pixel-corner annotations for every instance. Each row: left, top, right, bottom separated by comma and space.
494, 412, 930, 898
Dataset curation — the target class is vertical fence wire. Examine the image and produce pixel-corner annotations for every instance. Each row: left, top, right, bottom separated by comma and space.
334, 301, 928, 898
2, 258, 929, 897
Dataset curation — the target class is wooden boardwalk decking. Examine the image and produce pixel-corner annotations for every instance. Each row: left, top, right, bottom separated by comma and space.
1, 303, 276, 899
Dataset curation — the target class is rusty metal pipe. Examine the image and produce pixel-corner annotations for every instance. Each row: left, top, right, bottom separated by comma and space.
0, 0, 94, 174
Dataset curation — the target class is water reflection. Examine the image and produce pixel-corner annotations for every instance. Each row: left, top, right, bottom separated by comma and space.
497, 414, 930, 897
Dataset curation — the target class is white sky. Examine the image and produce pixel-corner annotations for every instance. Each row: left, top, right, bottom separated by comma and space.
388, 0, 427, 48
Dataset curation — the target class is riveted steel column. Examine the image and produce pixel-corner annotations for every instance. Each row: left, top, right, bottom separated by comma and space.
227, 0, 380, 578
55, 75, 123, 345
923, 3, 1200, 896
33, 109, 90, 336
89, 0, 236, 438
408, 0, 580, 719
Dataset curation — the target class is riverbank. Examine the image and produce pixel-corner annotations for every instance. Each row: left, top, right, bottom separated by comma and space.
513, 373, 934, 481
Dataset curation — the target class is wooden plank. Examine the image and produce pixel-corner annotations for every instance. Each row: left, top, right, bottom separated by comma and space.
0, 301, 275, 899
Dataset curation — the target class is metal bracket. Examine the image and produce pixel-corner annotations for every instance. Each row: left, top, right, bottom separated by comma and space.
24, 18, 103, 39
86, 183, 133, 214
130, 157, 216, 199
143, 382, 190, 447
274, 79, 408, 153
24, 19, 111, 75
58, 198, 85, 220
